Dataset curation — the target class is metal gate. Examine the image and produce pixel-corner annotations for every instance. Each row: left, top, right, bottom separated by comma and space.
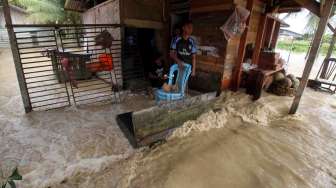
12, 24, 123, 111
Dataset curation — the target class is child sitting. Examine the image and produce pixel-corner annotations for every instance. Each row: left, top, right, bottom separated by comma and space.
148, 52, 167, 88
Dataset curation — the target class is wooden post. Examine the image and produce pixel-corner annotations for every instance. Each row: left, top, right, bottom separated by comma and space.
251, 13, 267, 65
270, 22, 281, 49
289, 0, 334, 114
231, 0, 254, 91
2, 0, 32, 112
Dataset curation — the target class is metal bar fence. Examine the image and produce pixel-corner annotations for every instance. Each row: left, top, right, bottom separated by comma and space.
13, 24, 123, 111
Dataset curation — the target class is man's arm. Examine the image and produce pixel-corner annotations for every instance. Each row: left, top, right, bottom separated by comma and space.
192, 54, 196, 76
170, 50, 183, 67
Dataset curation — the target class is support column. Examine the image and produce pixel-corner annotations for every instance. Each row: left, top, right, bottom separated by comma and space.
231, 0, 254, 91
3, 0, 32, 112
289, 0, 335, 114
251, 13, 267, 65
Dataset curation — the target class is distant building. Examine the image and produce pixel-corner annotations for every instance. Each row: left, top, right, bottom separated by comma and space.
279, 28, 303, 40
0, 5, 29, 47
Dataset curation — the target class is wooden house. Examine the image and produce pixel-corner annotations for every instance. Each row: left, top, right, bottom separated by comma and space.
3, 0, 333, 143
64, 0, 307, 93
4, 0, 329, 114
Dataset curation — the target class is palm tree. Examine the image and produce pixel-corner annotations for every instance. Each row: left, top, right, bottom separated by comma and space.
9, 0, 81, 24
303, 5, 336, 35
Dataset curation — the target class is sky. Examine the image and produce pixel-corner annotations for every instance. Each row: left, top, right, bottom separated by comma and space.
280, 9, 336, 35
279, 9, 310, 35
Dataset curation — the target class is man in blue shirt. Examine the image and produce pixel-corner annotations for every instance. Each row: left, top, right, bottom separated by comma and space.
170, 20, 197, 77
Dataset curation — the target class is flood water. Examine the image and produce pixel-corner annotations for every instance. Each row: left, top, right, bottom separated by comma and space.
1, 48, 336, 188
276, 49, 326, 79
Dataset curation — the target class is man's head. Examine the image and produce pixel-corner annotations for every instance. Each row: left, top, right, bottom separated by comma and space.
182, 20, 193, 36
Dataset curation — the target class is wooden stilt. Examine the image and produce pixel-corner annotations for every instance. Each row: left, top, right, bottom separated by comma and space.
289, 0, 335, 114
2, 0, 32, 112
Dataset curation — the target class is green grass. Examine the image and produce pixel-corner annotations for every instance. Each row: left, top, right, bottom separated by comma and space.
276, 40, 336, 55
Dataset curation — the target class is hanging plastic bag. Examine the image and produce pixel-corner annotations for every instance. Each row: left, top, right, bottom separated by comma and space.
220, 6, 250, 40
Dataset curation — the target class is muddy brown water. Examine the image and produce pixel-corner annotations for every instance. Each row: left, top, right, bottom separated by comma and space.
1, 48, 336, 188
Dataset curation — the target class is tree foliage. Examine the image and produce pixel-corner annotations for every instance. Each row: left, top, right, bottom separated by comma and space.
9, 0, 81, 24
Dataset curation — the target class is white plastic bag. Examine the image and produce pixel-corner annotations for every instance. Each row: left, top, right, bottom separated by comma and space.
220, 6, 250, 40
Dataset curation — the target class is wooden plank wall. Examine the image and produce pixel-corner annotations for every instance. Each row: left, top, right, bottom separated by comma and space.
222, 0, 265, 89
81, 0, 123, 85
189, 0, 265, 90
82, 0, 121, 26
190, 0, 233, 91
123, 0, 164, 22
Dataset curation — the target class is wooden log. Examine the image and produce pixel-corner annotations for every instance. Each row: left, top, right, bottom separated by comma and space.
3, 0, 32, 113
132, 92, 218, 147
289, 0, 335, 114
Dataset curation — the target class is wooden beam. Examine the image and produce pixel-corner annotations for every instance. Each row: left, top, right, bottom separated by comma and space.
293, 0, 320, 17
231, 0, 254, 91
3, 0, 32, 113
251, 13, 267, 65
190, 4, 233, 13
289, 0, 334, 114
124, 19, 164, 29
270, 22, 281, 49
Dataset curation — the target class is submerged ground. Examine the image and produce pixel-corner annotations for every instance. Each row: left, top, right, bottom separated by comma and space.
1, 48, 336, 188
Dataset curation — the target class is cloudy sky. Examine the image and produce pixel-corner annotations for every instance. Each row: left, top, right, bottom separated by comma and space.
279, 9, 310, 34
280, 9, 336, 35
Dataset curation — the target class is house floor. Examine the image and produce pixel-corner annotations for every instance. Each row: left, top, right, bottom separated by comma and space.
1, 48, 336, 188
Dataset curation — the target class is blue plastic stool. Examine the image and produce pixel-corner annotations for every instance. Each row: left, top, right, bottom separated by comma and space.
155, 63, 192, 103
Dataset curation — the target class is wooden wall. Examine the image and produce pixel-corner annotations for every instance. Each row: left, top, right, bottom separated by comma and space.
222, 0, 265, 89
190, 0, 266, 90
82, 0, 120, 24
190, 0, 234, 92
82, 0, 121, 39
82, 0, 123, 85
122, 0, 163, 21
121, 0, 166, 29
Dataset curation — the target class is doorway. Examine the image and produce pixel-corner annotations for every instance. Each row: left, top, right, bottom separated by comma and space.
122, 27, 157, 89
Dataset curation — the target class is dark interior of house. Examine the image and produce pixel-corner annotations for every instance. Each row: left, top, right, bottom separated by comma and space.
122, 27, 157, 89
